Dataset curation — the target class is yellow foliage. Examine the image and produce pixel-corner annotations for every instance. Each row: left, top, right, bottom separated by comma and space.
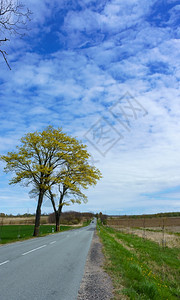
1, 126, 102, 210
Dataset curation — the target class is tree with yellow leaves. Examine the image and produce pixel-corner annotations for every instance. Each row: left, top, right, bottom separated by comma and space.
1, 126, 101, 236
48, 155, 102, 231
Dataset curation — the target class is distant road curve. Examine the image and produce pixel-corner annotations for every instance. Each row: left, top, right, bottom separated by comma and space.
0, 220, 96, 300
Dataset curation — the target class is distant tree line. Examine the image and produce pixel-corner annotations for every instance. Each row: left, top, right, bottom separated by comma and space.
108, 212, 180, 219
48, 211, 94, 225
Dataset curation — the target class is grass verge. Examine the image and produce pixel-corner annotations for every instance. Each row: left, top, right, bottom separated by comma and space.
0, 224, 74, 244
82, 219, 92, 227
98, 224, 180, 299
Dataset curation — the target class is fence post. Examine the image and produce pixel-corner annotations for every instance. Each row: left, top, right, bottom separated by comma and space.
162, 218, 166, 247
143, 218, 146, 240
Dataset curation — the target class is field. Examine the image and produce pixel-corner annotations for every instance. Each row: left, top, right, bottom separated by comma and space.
0, 216, 49, 225
107, 216, 180, 228
98, 224, 180, 300
0, 218, 91, 244
107, 217, 180, 248
115, 227, 180, 248
0, 224, 74, 244
0, 213, 93, 226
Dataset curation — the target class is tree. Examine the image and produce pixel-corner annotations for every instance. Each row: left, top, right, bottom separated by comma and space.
0, 0, 32, 69
99, 212, 107, 225
47, 156, 102, 231
1, 126, 92, 236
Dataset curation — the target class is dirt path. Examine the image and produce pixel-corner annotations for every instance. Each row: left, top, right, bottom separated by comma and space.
78, 230, 114, 300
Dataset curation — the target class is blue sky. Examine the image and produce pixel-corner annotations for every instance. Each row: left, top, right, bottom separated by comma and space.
0, 0, 180, 215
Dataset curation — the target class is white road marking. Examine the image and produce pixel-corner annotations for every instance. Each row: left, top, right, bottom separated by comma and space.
22, 245, 47, 256
0, 260, 9, 266
50, 241, 56, 245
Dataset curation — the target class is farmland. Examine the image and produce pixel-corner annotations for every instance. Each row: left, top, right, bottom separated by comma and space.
98, 223, 180, 299
107, 216, 180, 228
0, 212, 93, 244
107, 216, 180, 248
0, 215, 48, 225
0, 211, 94, 226
0, 225, 74, 244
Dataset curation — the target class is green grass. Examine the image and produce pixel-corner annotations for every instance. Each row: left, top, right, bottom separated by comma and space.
0, 224, 74, 244
82, 219, 92, 227
98, 224, 180, 300
135, 227, 180, 236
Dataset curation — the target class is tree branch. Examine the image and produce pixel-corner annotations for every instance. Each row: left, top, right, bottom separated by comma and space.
0, 48, 10, 69
0, 0, 32, 68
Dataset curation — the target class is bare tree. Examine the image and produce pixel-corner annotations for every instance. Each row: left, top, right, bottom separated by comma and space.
0, 0, 32, 69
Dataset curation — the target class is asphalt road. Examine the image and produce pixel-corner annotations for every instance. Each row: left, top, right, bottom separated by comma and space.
0, 220, 96, 300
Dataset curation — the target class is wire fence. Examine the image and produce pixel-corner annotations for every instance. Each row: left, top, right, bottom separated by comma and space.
107, 217, 180, 248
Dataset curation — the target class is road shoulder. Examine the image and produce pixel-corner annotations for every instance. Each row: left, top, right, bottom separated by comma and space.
78, 229, 114, 300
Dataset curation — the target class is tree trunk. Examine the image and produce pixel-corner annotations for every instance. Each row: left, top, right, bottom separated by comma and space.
49, 187, 65, 232
55, 192, 64, 232
49, 190, 58, 232
55, 211, 60, 232
55, 205, 63, 232
33, 191, 44, 237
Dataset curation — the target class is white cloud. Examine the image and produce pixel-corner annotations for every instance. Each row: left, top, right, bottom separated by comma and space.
0, 0, 180, 215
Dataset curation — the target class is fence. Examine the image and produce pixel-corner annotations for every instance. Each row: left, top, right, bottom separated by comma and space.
107, 217, 180, 228
107, 217, 180, 247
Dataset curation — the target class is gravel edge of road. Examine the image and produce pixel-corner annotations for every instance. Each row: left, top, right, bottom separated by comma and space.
77, 229, 114, 300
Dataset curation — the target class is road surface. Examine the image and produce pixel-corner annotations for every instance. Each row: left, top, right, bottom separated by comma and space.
0, 220, 96, 300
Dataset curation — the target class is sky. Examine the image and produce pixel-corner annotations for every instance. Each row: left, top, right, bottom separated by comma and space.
0, 0, 180, 215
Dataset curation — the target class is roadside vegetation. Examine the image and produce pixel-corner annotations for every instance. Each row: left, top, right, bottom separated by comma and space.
98, 224, 180, 300
0, 212, 94, 244
0, 218, 92, 245
0, 225, 73, 244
